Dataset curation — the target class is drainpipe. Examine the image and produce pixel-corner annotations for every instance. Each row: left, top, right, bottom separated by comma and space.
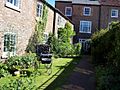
53, 10, 56, 35
98, 5, 101, 31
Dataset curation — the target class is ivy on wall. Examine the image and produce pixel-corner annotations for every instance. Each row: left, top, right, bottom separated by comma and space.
26, 4, 48, 53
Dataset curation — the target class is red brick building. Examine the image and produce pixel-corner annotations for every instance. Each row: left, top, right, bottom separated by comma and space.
55, 0, 120, 52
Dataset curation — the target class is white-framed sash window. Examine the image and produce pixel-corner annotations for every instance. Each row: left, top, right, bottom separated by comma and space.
37, 2, 43, 17
83, 7, 91, 16
111, 9, 118, 18
65, 7, 72, 16
80, 21, 92, 33
2, 32, 16, 58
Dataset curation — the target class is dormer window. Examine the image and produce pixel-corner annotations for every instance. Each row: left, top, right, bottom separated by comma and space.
65, 7, 72, 16
83, 7, 91, 16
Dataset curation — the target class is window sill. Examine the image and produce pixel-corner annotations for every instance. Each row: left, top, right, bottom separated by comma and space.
65, 14, 72, 17
111, 16, 118, 18
79, 31, 91, 34
5, 2, 21, 12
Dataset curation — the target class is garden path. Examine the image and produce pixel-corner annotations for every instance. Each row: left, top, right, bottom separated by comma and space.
61, 55, 95, 90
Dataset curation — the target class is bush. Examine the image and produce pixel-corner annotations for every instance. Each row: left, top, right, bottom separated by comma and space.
74, 43, 81, 56
91, 22, 120, 66
0, 77, 36, 90
47, 22, 81, 57
96, 66, 120, 90
92, 22, 120, 90
6, 53, 38, 76
0, 62, 11, 78
91, 29, 109, 65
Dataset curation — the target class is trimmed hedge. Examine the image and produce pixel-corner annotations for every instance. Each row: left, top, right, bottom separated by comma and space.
91, 22, 120, 90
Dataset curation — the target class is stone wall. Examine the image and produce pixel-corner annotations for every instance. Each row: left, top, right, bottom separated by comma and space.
0, 0, 36, 58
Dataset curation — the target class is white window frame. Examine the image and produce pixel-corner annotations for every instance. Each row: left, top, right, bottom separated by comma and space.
65, 7, 72, 16
79, 39, 91, 51
6, 0, 21, 11
37, 2, 43, 17
80, 21, 92, 33
83, 7, 91, 16
111, 9, 118, 18
2, 32, 16, 58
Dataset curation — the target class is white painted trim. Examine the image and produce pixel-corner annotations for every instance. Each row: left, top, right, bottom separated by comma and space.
65, 7, 72, 16
37, 2, 43, 17
111, 9, 118, 18
5, 0, 21, 12
2, 32, 16, 58
83, 7, 91, 16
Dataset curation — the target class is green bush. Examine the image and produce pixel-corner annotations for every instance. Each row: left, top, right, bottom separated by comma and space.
6, 53, 38, 76
0, 77, 36, 90
91, 22, 120, 66
96, 66, 120, 90
91, 29, 109, 65
92, 22, 120, 90
0, 62, 11, 78
47, 22, 81, 57
74, 43, 81, 56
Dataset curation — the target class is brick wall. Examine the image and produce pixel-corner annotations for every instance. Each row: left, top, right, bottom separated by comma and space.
0, 0, 36, 57
72, 4, 100, 43
100, 6, 120, 29
45, 7, 54, 34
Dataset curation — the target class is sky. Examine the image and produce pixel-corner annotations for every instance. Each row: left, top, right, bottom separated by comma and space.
47, 0, 55, 7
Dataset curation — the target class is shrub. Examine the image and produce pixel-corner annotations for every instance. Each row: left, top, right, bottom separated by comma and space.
0, 62, 11, 78
74, 43, 81, 56
0, 77, 36, 90
96, 66, 120, 90
91, 29, 109, 65
47, 22, 81, 57
92, 22, 120, 90
6, 53, 38, 76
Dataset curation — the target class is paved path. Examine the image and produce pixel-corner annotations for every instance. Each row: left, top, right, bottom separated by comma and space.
61, 55, 95, 90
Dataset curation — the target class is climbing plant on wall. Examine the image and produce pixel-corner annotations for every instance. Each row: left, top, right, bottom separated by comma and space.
26, 4, 48, 53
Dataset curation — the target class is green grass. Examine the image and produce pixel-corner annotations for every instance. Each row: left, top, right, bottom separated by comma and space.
0, 57, 81, 90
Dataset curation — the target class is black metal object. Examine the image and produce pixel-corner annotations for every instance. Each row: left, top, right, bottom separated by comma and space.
40, 54, 52, 64
36, 44, 52, 63
36, 44, 52, 75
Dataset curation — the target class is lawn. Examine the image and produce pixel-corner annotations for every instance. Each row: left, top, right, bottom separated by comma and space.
0, 57, 80, 90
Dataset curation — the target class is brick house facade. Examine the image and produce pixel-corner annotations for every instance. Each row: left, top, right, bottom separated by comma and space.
55, 0, 120, 52
0, 0, 73, 60
0, 0, 36, 58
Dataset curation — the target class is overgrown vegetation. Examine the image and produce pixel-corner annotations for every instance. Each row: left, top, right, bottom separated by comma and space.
26, 4, 48, 53
48, 22, 81, 57
0, 77, 36, 90
91, 22, 120, 90
0, 57, 80, 90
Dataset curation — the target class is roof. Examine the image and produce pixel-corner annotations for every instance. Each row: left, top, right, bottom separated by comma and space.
72, 0, 100, 5
99, 0, 120, 6
56, 0, 120, 6
55, 0, 72, 1
41, 0, 73, 24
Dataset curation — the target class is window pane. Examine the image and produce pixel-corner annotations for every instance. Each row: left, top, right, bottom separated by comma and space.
65, 7, 72, 16
37, 3, 43, 17
80, 21, 91, 33
14, 0, 18, 6
4, 33, 16, 53
111, 10, 118, 17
